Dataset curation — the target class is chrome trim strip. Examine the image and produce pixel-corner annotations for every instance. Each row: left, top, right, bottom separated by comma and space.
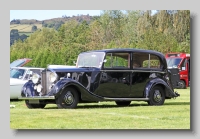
101, 69, 165, 74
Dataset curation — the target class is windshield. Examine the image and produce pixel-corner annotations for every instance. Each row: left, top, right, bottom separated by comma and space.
10, 68, 25, 79
166, 58, 182, 68
76, 52, 105, 68
10, 59, 26, 68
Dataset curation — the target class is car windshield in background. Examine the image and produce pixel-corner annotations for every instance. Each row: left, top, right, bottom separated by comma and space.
166, 58, 182, 68
76, 52, 105, 68
10, 68, 25, 79
10, 59, 26, 68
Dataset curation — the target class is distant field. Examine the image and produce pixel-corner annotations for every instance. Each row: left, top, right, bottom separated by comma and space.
10, 24, 43, 32
18, 32, 32, 36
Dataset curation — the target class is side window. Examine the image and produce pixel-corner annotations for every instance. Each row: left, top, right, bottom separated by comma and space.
132, 53, 161, 69
180, 59, 186, 70
104, 53, 129, 68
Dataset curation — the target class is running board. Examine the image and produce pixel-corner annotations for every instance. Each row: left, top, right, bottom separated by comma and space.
18, 96, 149, 101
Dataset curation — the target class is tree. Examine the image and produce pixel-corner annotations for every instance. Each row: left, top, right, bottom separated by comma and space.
54, 21, 64, 30
32, 25, 37, 32
10, 29, 20, 46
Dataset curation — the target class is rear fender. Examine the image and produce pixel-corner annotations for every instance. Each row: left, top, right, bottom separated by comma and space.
145, 78, 175, 98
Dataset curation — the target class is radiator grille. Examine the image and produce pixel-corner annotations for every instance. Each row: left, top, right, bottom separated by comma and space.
41, 70, 52, 95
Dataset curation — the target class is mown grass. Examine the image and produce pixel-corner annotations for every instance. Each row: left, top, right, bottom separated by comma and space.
10, 88, 190, 129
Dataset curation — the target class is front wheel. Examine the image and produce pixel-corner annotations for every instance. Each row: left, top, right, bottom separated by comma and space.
148, 86, 165, 106
56, 87, 79, 109
25, 100, 46, 109
115, 101, 131, 106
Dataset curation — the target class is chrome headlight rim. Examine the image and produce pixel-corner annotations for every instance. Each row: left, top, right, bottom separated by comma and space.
32, 73, 40, 84
49, 72, 58, 83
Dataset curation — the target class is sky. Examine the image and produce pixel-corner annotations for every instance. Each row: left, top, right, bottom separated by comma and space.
10, 10, 159, 21
10, 10, 102, 21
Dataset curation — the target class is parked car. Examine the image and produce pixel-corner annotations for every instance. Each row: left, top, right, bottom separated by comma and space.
19, 48, 180, 109
165, 53, 190, 89
10, 58, 32, 68
10, 67, 44, 99
167, 68, 183, 89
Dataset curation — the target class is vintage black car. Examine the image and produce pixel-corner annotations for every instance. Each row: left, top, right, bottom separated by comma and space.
19, 48, 180, 109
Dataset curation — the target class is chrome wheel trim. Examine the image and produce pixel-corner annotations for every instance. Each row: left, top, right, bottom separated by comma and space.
63, 91, 74, 105
153, 90, 162, 103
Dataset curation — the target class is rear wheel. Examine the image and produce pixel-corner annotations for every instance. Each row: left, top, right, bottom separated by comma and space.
178, 80, 186, 89
148, 86, 165, 106
56, 87, 79, 109
115, 101, 131, 106
25, 100, 46, 109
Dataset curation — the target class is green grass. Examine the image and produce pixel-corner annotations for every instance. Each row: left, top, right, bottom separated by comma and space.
10, 88, 190, 129
10, 24, 43, 32
18, 32, 32, 36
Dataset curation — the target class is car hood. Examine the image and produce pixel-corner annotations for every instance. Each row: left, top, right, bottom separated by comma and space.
10, 58, 32, 68
10, 78, 27, 86
47, 65, 100, 73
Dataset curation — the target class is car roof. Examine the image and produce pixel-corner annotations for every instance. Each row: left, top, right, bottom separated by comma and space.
10, 58, 32, 68
81, 48, 165, 57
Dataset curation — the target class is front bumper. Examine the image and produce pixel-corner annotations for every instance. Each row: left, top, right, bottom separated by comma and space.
175, 91, 180, 97
18, 96, 55, 100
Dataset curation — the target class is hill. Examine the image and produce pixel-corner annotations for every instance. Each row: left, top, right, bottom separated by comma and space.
10, 14, 99, 46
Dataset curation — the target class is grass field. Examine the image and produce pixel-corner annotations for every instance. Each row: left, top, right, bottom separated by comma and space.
10, 24, 43, 32
10, 88, 190, 129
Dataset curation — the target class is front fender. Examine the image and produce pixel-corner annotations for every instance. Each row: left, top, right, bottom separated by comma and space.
21, 80, 37, 97
48, 78, 103, 101
145, 78, 175, 98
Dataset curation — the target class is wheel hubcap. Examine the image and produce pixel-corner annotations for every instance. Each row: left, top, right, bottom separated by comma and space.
154, 90, 162, 102
179, 82, 184, 88
64, 91, 74, 104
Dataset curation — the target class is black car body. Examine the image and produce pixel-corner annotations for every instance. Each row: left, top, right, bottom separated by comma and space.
19, 48, 180, 109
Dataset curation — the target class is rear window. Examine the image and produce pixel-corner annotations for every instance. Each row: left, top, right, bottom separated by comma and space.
132, 53, 161, 69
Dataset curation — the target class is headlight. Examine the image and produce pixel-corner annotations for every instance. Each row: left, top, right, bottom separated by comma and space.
36, 84, 43, 92
49, 72, 57, 83
32, 73, 40, 84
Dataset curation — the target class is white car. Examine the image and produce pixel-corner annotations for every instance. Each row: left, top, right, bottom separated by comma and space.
10, 67, 44, 99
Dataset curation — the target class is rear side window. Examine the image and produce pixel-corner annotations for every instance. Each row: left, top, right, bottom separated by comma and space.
132, 53, 161, 69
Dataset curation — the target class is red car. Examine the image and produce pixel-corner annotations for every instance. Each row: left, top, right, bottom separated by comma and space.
10, 58, 32, 68
165, 53, 190, 89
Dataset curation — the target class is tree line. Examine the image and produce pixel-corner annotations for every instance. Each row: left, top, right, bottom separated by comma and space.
10, 10, 190, 68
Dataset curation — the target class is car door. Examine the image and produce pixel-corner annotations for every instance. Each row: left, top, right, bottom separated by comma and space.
96, 52, 132, 98
130, 52, 162, 97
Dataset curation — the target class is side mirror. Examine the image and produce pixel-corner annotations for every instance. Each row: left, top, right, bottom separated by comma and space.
182, 67, 186, 70
73, 61, 77, 65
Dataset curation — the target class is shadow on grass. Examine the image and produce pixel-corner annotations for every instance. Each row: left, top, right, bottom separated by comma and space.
10, 99, 23, 102
164, 102, 190, 106
44, 101, 190, 109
